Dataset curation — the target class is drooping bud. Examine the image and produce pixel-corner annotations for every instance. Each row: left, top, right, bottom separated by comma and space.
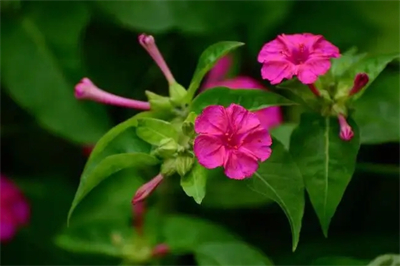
151, 243, 170, 258
75, 78, 150, 110
338, 114, 354, 141
139, 34, 176, 85
132, 174, 164, 204
349, 73, 369, 96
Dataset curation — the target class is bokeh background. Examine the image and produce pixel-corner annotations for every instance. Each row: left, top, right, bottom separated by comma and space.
1, 1, 399, 265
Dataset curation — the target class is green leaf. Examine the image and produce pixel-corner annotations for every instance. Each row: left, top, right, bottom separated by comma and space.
181, 161, 207, 204
67, 114, 157, 223
311, 256, 368, 266
368, 254, 400, 266
136, 118, 179, 146
195, 242, 274, 266
289, 113, 360, 237
270, 123, 297, 151
163, 215, 238, 253
250, 138, 305, 251
190, 87, 294, 114
340, 53, 399, 100
353, 70, 400, 144
186, 41, 245, 100
1, 16, 111, 144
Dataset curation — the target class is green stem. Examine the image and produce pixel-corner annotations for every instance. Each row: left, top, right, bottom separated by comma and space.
356, 163, 399, 176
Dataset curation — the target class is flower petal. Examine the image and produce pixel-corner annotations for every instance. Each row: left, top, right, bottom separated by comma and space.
298, 58, 331, 84
223, 150, 259, 179
195, 105, 228, 135
258, 38, 288, 63
226, 104, 261, 135
255, 107, 283, 130
194, 135, 226, 169
261, 60, 295, 84
313, 39, 340, 58
240, 128, 272, 162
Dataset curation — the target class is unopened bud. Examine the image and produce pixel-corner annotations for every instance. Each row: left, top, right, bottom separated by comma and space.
182, 112, 197, 138
338, 114, 354, 141
176, 153, 195, 177
132, 174, 163, 204
349, 73, 369, 96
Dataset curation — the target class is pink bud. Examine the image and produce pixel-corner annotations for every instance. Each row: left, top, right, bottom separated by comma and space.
132, 174, 164, 204
338, 114, 354, 141
138, 34, 175, 85
74, 78, 150, 110
132, 202, 145, 236
349, 73, 369, 96
152, 243, 170, 258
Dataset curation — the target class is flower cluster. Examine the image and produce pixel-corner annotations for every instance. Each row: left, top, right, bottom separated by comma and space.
0, 175, 30, 243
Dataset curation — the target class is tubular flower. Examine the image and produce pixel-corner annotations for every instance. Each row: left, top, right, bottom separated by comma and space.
0, 175, 30, 243
338, 114, 354, 141
202, 55, 283, 130
194, 104, 272, 179
258, 33, 340, 85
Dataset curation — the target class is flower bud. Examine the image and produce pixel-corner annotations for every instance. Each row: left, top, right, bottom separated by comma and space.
349, 73, 369, 96
169, 82, 188, 106
160, 158, 177, 177
176, 153, 195, 177
338, 114, 354, 141
132, 174, 164, 204
152, 243, 170, 258
182, 112, 197, 138
152, 138, 178, 158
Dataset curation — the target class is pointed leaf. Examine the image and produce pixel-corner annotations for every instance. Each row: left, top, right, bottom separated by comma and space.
195, 242, 274, 266
289, 113, 360, 237
186, 41, 244, 100
190, 87, 294, 114
250, 138, 305, 251
181, 161, 207, 204
368, 254, 400, 266
136, 118, 179, 146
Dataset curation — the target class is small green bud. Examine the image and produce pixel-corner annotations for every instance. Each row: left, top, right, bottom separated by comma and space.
182, 112, 197, 137
176, 153, 195, 177
145, 91, 173, 111
161, 158, 177, 177
152, 138, 178, 158
169, 82, 188, 106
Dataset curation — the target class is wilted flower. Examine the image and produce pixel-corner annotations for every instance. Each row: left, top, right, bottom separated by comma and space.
338, 114, 354, 141
194, 104, 272, 179
0, 175, 30, 243
75, 78, 150, 110
258, 33, 340, 85
202, 55, 283, 130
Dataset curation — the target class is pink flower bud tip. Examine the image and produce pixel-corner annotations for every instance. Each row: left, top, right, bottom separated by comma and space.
338, 114, 354, 141
349, 73, 369, 96
132, 174, 164, 205
152, 243, 170, 258
74, 78, 94, 99
138, 34, 155, 47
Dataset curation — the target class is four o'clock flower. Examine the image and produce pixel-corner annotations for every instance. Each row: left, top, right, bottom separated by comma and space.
194, 104, 272, 179
202, 55, 283, 130
258, 33, 340, 96
338, 114, 354, 141
0, 175, 30, 243
75, 78, 150, 110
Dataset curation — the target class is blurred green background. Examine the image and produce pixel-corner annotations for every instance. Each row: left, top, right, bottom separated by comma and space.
1, 1, 399, 265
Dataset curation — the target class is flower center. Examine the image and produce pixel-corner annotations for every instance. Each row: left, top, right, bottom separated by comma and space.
223, 132, 239, 150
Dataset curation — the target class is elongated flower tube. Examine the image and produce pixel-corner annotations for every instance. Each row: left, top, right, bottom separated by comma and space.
139, 34, 176, 85
75, 78, 150, 110
338, 114, 354, 141
194, 104, 272, 179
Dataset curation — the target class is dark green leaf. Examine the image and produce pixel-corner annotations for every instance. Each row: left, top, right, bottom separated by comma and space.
136, 118, 179, 146
190, 87, 294, 114
353, 70, 400, 144
270, 123, 297, 151
1, 16, 111, 144
67, 114, 157, 223
163, 215, 238, 253
195, 242, 274, 266
368, 254, 400, 266
290, 113, 360, 237
186, 42, 244, 100
311, 256, 368, 266
181, 161, 207, 204
250, 138, 305, 251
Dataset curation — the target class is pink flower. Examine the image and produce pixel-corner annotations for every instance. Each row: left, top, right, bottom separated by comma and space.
0, 175, 30, 243
338, 114, 354, 141
258, 33, 340, 85
194, 104, 272, 179
202, 56, 283, 130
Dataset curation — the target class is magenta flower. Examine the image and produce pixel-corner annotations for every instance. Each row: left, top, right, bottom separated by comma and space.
194, 104, 272, 179
338, 114, 354, 141
202, 55, 283, 130
258, 33, 340, 85
0, 175, 30, 243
